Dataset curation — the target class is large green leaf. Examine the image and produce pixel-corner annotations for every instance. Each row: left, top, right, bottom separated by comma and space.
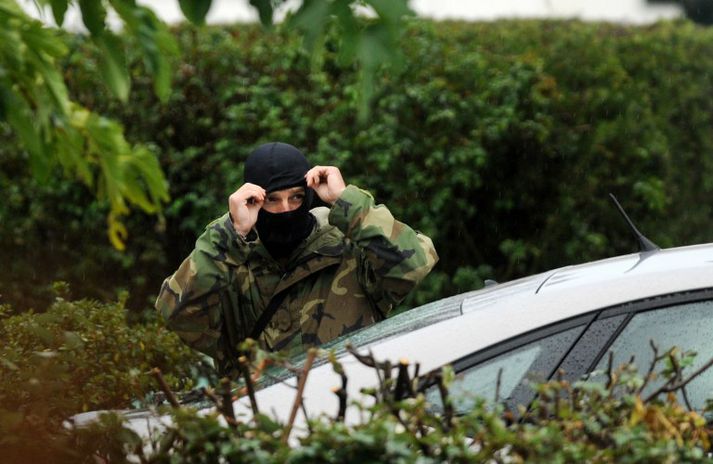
365, 0, 412, 23
110, 0, 178, 102
95, 32, 130, 101
78, 0, 107, 36
2, 83, 51, 179
48, 0, 69, 26
249, 0, 274, 27
331, 0, 359, 64
0, 0, 23, 16
289, 0, 330, 52
178, 0, 212, 25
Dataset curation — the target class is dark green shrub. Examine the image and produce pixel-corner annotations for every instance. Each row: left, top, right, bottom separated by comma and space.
50, 348, 713, 463
0, 289, 204, 462
2, 19, 713, 313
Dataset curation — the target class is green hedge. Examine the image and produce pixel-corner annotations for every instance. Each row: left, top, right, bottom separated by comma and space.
0, 290, 203, 462
20, 344, 713, 463
2, 19, 713, 312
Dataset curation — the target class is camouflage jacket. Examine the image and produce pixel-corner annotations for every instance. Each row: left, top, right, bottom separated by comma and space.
156, 185, 438, 375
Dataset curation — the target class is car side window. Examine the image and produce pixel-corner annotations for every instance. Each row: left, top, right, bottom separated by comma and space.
426, 325, 584, 414
594, 299, 713, 410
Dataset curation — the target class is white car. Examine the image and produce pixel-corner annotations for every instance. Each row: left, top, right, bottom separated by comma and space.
71, 240, 713, 436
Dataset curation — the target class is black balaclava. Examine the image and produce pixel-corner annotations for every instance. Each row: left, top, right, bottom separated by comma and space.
244, 142, 315, 259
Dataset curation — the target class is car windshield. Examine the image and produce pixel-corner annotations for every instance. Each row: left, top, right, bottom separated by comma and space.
255, 289, 477, 389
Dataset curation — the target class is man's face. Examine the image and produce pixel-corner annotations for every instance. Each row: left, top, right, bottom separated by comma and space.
262, 186, 306, 213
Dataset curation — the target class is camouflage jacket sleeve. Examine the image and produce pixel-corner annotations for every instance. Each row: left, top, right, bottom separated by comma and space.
328, 184, 438, 317
155, 214, 241, 360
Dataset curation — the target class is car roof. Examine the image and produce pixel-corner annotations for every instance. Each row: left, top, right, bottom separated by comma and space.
238, 242, 713, 425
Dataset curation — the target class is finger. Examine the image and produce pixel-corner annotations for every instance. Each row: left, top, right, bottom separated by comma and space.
305, 167, 320, 188
310, 166, 330, 185
241, 186, 265, 202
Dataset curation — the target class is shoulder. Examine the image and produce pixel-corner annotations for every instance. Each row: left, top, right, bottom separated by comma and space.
302, 207, 346, 255
310, 206, 332, 228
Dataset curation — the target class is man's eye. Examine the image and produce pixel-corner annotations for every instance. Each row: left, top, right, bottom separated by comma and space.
290, 194, 305, 201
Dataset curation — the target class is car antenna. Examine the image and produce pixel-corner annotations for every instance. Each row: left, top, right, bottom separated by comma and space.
609, 193, 660, 253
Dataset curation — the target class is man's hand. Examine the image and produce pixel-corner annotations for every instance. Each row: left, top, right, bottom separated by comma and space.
228, 183, 266, 237
305, 166, 346, 205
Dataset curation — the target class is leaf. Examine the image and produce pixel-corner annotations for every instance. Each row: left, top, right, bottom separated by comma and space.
78, 0, 107, 36
178, 0, 212, 25
110, 0, 178, 102
331, 0, 359, 64
56, 110, 92, 185
364, 0, 412, 23
249, 0, 274, 27
289, 0, 330, 52
108, 213, 129, 251
49, 0, 69, 26
63, 331, 85, 350
2, 84, 51, 179
95, 32, 130, 101
629, 396, 645, 426
0, 0, 23, 16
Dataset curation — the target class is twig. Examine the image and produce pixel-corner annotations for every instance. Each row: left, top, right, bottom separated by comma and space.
201, 387, 222, 407
151, 368, 180, 408
202, 387, 241, 429
238, 356, 260, 416
554, 369, 563, 418
282, 348, 317, 443
394, 359, 413, 401
221, 378, 238, 429
334, 376, 348, 422
494, 367, 503, 403
605, 351, 615, 390
437, 373, 453, 432
644, 354, 713, 402
301, 402, 313, 434
681, 385, 694, 411
638, 340, 661, 395
346, 345, 391, 370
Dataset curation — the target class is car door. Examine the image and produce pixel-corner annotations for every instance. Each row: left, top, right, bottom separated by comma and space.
574, 289, 713, 410
423, 312, 605, 413
425, 288, 713, 414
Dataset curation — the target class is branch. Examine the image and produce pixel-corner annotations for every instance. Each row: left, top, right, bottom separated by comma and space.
605, 351, 615, 390
151, 368, 180, 408
201, 387, 240, 429
282, 348, 317, 444
638, 340, 662, 395
644, 354, 713, 402
494, 367, 503, 403
394, 359, 414, 401
238, 356, 259, 416
220, 378, 238, 429
437, 373, 453, 432
333, 371, 349, 422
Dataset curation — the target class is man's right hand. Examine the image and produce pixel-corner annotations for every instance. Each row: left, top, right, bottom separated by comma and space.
228, 183, 266, 237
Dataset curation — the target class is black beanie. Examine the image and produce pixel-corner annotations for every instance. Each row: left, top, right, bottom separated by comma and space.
244, 142, 310, 192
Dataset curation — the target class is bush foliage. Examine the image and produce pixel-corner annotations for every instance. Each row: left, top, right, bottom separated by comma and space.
0, 290, 202, 462
2, 19, 713, 312
27, 343, 713, 463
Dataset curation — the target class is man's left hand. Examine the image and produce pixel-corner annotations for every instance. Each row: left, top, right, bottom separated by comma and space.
305, 166, 346, 205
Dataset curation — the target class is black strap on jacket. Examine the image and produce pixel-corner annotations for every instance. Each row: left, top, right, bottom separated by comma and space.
248, 289, 291, 341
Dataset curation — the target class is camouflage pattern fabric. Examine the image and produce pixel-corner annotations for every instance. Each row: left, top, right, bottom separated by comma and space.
156, 185, 438, 376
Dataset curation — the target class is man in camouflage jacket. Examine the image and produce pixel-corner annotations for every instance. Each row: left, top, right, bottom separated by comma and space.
156, 142, 438, 376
